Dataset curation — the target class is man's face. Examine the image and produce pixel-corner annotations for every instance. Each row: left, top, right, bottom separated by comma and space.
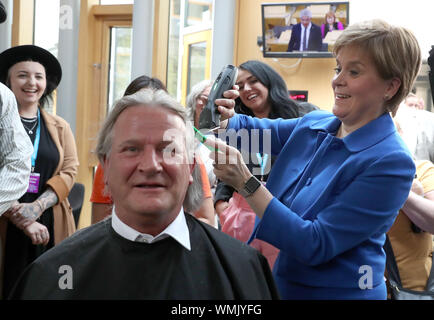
300, 15, 311, 28
404, 96, 419, 109
104, 105, 193, 232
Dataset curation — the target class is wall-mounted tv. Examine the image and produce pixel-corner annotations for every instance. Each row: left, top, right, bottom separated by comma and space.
262, 2, 349, 58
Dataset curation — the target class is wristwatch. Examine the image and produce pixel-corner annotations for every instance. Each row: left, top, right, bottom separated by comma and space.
238, 176, 261, 198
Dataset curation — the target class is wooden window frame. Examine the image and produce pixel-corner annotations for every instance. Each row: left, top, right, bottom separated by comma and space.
180, 29, 211, 106
75, 2, 133, 228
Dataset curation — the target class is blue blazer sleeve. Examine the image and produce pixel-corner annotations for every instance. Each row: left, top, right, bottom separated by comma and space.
226, 114, 300, 157
254, 150, 414, 266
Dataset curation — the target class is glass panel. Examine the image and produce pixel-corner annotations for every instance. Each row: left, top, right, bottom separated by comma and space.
33, 0, 60, 114
185, 0, 213, 28
107, 27, 132, 111
100, 0, 134, 4
167, 0, 181, 98
34, 0, 60, 57
187, 41, 206, 96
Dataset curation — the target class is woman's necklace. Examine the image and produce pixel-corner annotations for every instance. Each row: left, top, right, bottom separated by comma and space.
21, 117, 38, 134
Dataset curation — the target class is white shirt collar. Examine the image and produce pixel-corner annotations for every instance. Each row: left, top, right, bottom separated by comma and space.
301, 22, 312, 31
111, 207, 191, 251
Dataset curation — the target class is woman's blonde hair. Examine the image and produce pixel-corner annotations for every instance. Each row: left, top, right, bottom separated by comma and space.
333, 19, 421, 116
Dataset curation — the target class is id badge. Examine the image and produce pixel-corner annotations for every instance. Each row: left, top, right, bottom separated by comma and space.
27, 172, 40, 194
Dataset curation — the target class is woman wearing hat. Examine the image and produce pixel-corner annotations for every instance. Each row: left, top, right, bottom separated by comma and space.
0, 45, 78, 298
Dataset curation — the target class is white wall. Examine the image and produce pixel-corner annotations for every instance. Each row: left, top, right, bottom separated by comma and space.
350, 0, 432, 60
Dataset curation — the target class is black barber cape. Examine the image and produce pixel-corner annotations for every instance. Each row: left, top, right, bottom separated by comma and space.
9, 213, 279, 299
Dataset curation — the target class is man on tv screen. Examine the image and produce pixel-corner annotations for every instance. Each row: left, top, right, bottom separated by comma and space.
287, 8, 322, 52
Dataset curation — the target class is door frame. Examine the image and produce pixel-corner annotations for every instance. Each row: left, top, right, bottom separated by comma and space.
75, 1, 175, 229
180, 29, 212, 106
75, 2, 133, 229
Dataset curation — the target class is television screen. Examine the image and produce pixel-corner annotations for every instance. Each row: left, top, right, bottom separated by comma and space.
262, 2, 349, 58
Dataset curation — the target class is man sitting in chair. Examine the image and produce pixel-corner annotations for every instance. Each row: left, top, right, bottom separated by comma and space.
9, 89, 279, 300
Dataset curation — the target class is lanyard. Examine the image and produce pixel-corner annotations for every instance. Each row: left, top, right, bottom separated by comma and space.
30, 109, 41, 172
256, 153, 269, 180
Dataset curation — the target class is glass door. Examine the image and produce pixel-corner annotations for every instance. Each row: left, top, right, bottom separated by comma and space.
167, 0, 213, 105
107, 27, 133, 110
181, 29, 211, 105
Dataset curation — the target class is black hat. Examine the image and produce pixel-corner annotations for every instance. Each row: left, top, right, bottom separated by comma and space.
0, 45, 62, 94
0, 1, 6, 23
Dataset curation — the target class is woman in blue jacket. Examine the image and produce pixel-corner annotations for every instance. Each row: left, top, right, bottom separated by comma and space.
208, 20, 421, 299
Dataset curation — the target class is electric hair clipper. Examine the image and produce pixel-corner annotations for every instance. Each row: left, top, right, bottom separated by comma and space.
198, 64, 238, 130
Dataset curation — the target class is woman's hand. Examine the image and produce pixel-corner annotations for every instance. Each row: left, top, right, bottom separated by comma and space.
4, 201, 49, 245
22, 221, 50, 245
410, 178, 424, 196
215, 200, 230, 217
3, 203, 33, 229
8, 188, 58, 223
13, 201, 44, 222
205, 137, 252, 192
205, 137, 273, 220
214, 85, 239, 124
3, 201, 20, 218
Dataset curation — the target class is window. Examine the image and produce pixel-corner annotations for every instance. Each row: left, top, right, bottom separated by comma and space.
33, 0, 60, 57
187, 41, 206, 95
167, 0, 181, 98
33, 0, 61, 114
184, 0, 212, 28
108, 27, 133, 109
167, 0, 213, 100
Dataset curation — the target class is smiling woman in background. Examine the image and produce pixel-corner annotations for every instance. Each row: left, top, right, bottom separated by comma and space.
208, 20, 421, 299
214, 60, 299, 269
0, 45, 78, 298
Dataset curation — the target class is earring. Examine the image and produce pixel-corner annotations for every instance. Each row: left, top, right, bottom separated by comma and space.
384, 95, 389, 101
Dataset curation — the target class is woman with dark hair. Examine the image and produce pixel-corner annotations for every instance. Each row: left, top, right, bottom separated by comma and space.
233, 60, 299, 119
214, 60, 299, 268
0, 45, 79, 298
123, 75, 167, 96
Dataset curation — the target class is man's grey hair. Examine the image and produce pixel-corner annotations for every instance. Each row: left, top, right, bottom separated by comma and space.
185, 79, 213, 122
95, 89, 203, 213
300, 8, 312, 18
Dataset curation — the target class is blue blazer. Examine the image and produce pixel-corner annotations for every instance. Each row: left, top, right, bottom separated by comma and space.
287, 23, 323, 52
228, 111, 415, 299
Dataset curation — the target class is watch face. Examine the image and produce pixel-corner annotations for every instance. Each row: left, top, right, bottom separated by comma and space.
245, 176, 261, 193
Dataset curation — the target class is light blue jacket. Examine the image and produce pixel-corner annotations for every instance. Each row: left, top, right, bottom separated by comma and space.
228, 111, 415, 299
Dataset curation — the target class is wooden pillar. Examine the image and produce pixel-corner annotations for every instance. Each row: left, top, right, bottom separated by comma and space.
75, 0, 99, 229
11, 0, 34, 46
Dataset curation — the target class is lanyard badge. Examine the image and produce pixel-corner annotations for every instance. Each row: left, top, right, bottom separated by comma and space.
27, 172, 41, 194
27, 110, 41, 194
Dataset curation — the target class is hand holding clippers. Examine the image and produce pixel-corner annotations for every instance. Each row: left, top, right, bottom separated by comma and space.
198, 64, 238, 131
